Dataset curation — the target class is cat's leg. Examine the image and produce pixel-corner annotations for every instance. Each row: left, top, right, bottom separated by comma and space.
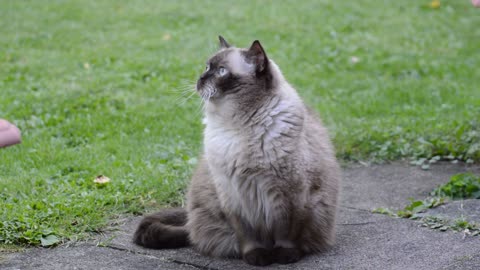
270, 208, 305, 264
227, 202, 303, 265
187, 158, 240, 258
188, 183, 273, 265
228, 214, 274, 266
187, 207, 240, 258
299, 199, 337, 253
299, 167, 340, 253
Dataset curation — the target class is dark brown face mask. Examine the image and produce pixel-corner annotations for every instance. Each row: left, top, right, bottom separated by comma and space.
196, 36, 273, 102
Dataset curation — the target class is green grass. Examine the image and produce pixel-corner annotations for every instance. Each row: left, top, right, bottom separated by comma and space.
432, 173, 480, 199
1, 0, 479, 246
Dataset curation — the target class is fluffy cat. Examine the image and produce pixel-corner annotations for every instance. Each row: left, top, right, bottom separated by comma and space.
134, 36, 341, 266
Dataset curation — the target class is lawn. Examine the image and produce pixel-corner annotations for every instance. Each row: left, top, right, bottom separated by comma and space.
1, 0, 479, 246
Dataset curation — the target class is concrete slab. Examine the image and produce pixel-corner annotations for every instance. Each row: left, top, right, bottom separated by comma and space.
341, 162, 480, 211
0, 244, 196, 270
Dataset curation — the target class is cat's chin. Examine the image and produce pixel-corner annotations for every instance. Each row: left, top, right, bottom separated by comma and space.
199, 91, 222, 102
196, 87, 219, 101
199, 94, 216, 102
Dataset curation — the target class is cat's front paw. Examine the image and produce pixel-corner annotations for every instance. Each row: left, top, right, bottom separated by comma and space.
243, 248, 273, 266
273, 247, 303, 264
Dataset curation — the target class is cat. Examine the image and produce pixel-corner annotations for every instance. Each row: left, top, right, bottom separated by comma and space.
134, 36, 341, 266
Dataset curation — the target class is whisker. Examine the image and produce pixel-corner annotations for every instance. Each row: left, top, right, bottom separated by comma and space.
171, 80, 197, 105
195, 98, 205, 116
177, 90, 197, 106
173, 91, 193, 105
170, 79, 196, 93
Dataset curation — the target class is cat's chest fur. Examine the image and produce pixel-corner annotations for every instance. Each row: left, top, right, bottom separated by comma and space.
203, 98, 303, 226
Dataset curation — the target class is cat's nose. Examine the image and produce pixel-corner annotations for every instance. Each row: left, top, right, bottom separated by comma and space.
200, 72, 209, 80
196, 79, 204, 91
197, 72, 210, 90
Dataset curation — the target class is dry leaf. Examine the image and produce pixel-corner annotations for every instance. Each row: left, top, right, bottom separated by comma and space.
350, 56, 360, 64
94, 175, 111, 185
429, 0, 440, 9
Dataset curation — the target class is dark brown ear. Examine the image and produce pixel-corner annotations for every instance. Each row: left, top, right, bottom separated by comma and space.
218, 35, 231, 49
247, 40, 268, 73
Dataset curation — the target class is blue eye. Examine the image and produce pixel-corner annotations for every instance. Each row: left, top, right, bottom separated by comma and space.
218, 67, 227, 76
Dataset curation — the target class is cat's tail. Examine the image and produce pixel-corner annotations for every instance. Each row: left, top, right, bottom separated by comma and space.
133, 208, 190, 249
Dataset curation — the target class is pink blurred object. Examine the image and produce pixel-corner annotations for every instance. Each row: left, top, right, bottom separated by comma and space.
0, 119, 21, 148
473, 0, 480, 8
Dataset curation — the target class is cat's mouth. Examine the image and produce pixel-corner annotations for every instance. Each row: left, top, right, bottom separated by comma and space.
196, 82, 217, 101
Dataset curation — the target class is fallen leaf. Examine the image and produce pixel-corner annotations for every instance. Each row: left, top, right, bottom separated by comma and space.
429, 0, 440, 9
162, 34, 171, 41
94, 175, 111, 185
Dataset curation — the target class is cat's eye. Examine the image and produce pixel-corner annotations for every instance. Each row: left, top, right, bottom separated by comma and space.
205, 64, 210, 72
218, 67, 227, 76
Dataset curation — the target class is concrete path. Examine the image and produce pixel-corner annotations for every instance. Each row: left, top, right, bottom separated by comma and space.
2, 162, 480, 270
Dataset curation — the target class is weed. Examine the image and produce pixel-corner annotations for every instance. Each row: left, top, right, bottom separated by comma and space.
432, 173, 480, 199
374, 173, 480, 236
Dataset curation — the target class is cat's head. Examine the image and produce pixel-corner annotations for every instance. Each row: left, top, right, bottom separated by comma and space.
196, 36, 273, 102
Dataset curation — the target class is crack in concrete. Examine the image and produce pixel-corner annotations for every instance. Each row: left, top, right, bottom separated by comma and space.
96, 244, 159, 258
170, 259, 219, 270
340, 205, 372, 212
338, 222, 377, 226
98, 244, 219, 270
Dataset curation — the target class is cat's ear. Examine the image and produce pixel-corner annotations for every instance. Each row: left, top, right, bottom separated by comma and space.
247, 40, 269, 73
218, 35, 231, 49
